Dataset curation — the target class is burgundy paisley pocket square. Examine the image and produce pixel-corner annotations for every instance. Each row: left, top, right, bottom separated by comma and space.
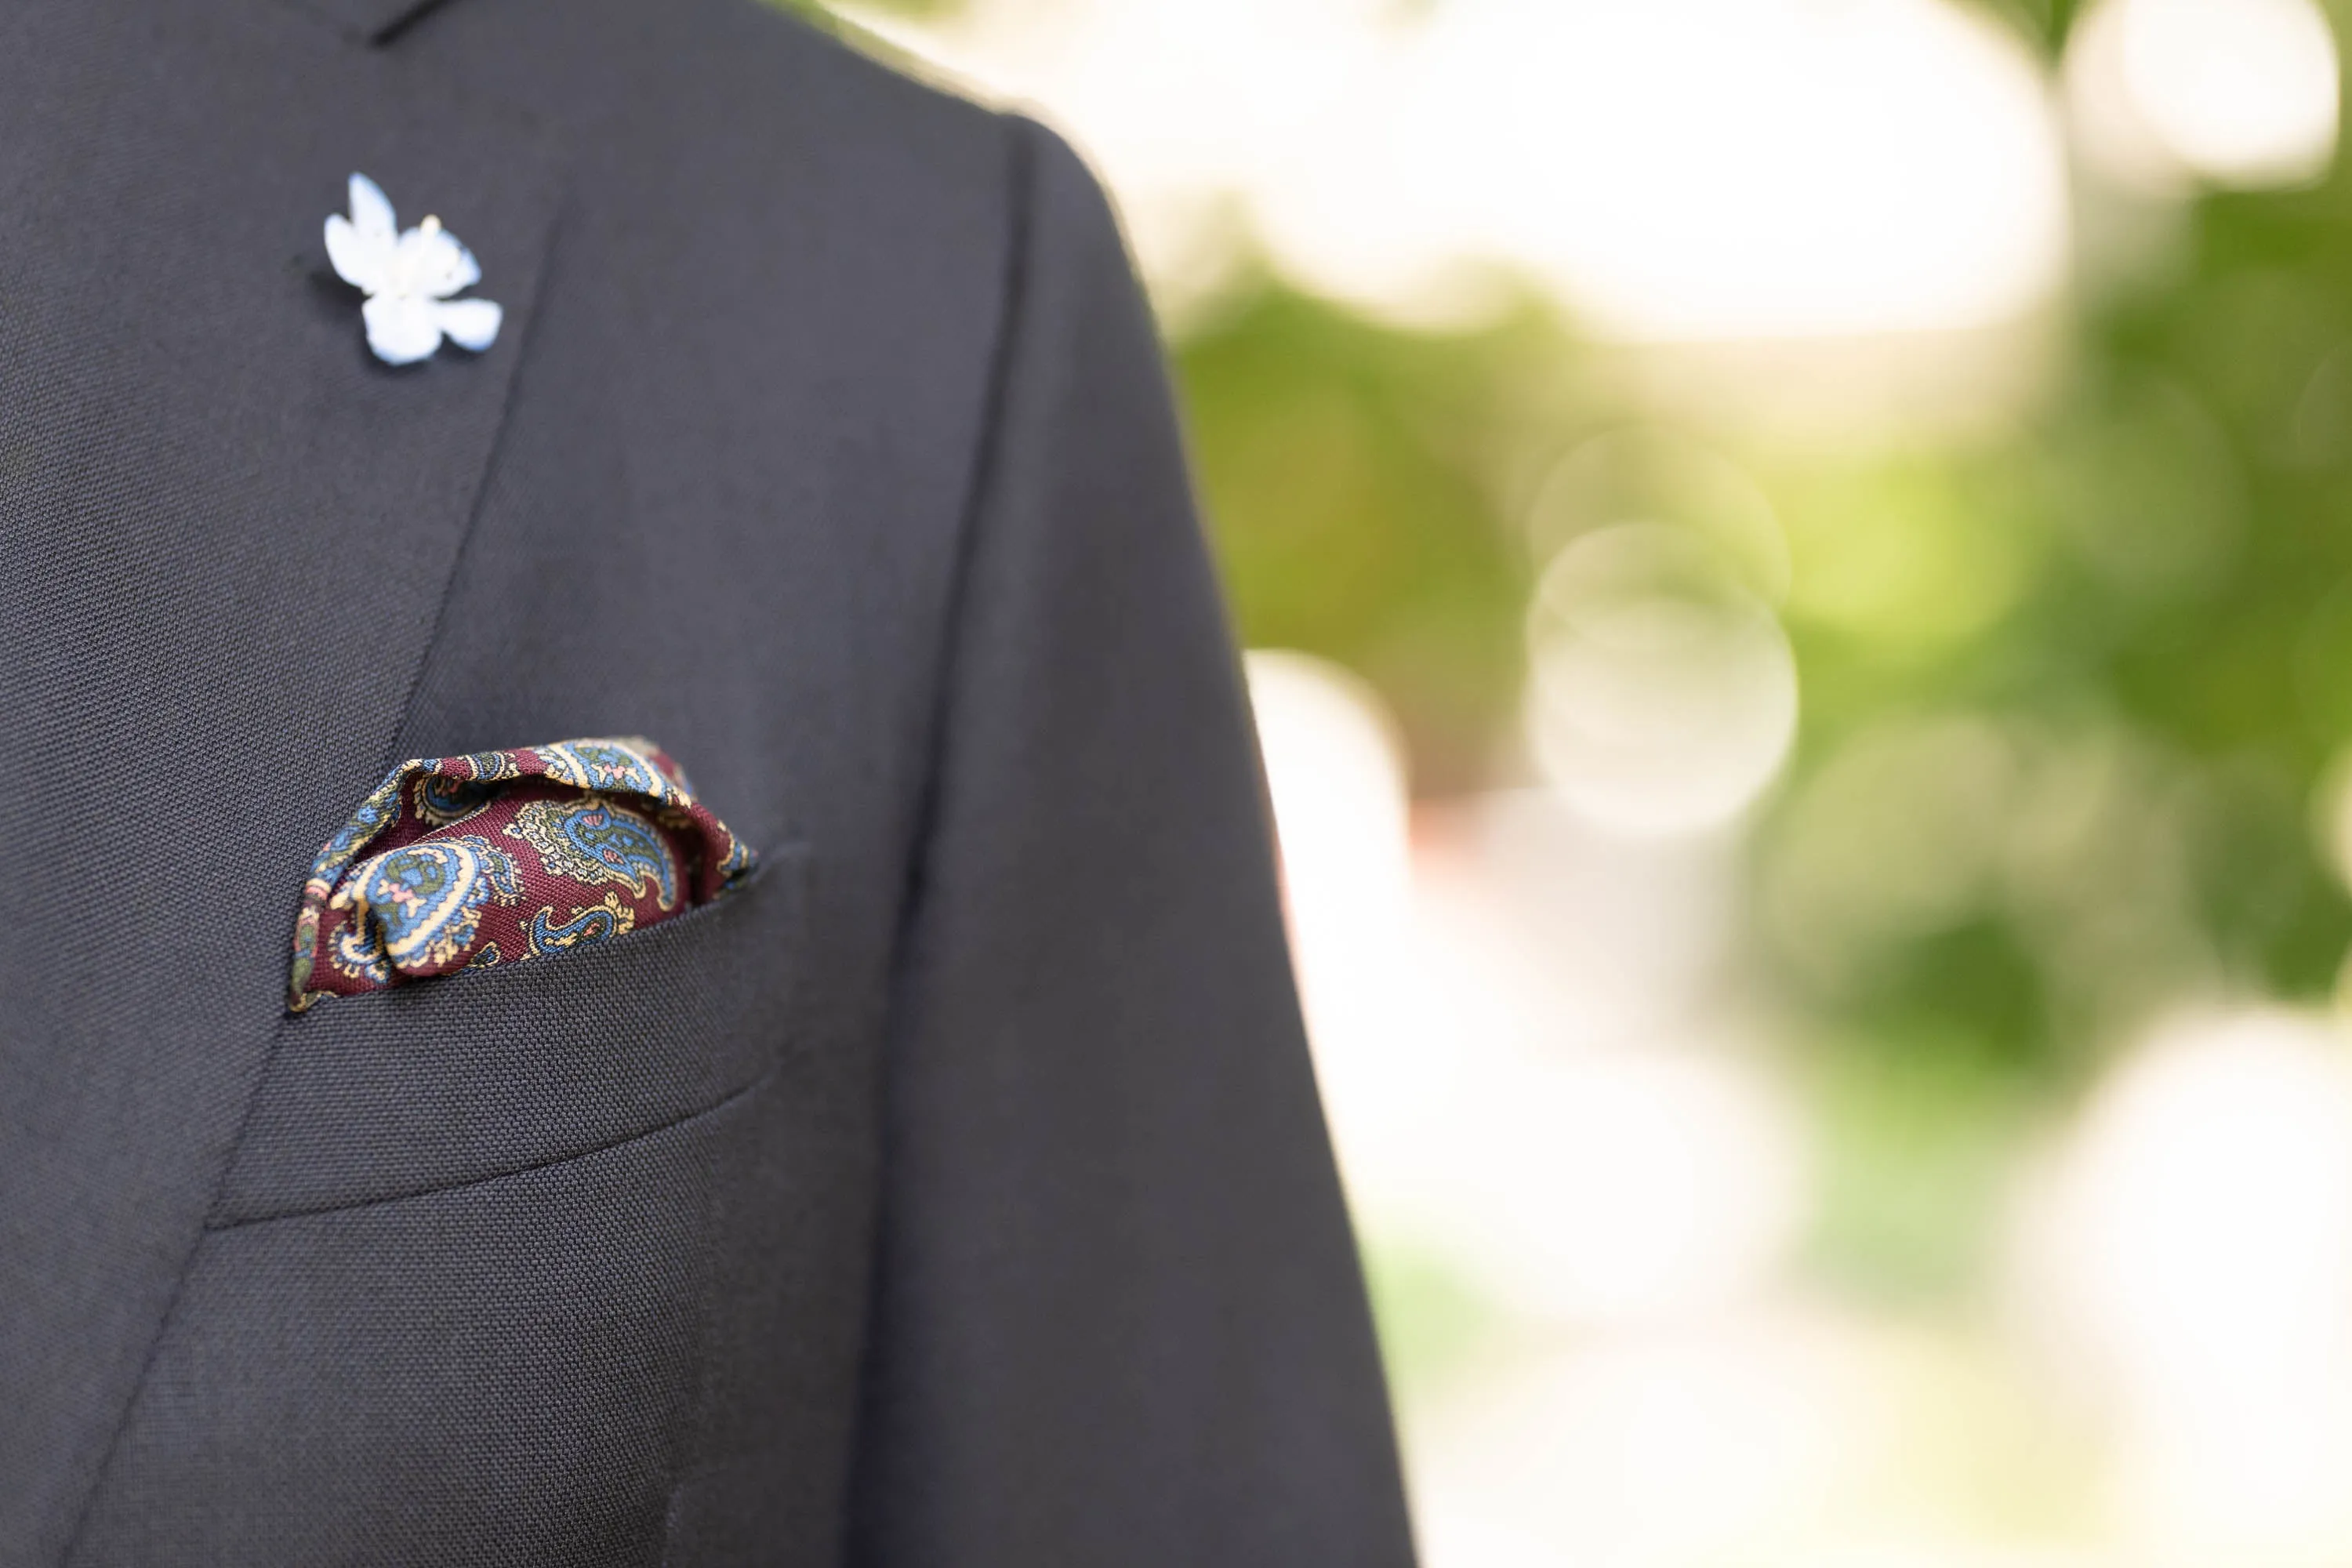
288, 737, 755, 1013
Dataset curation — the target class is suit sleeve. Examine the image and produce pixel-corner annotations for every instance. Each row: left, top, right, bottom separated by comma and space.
844, 117, 1417, 1566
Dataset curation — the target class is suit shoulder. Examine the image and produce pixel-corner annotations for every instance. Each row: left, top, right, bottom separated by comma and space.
616, 0, 1014, 220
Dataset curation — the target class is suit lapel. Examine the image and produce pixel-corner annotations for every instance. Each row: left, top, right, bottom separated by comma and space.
0, 0, 556, 1556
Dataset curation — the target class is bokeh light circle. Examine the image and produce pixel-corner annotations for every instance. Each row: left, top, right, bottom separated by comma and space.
1526, 522, 1799, 836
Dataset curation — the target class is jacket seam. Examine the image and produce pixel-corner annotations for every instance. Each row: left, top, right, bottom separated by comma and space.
829, 107, 1044, 1555
886, 116, 1039, 968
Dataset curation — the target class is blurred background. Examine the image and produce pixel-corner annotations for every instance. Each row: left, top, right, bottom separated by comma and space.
820, 1, 2352, 1561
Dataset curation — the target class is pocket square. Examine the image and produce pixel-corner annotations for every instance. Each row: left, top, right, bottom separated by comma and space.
289, 738, 755, 1012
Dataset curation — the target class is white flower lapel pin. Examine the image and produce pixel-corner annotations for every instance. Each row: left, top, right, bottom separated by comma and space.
325, 173, 503, 366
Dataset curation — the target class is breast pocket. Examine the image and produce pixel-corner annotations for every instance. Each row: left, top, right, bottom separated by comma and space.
213, 843, 811, 1226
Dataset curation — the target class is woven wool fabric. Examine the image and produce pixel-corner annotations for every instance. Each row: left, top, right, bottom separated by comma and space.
289, 738, 755, 1011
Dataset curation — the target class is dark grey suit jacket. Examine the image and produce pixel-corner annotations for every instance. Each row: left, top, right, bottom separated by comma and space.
0, 0, 1414, 1561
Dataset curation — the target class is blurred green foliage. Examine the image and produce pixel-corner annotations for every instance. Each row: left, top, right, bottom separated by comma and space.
1175, 289, 1551, 793
1356, 1236, 1502, 1411
1963, 0, 2091, 54
1171, 58, 2352, 1298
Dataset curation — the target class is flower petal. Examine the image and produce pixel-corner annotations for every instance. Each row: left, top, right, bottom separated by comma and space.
347, 172, 397, 251
324, 212, 387, 295
434, 297, 503, 353
399, 223, 481, 299
362, 294, 442, 365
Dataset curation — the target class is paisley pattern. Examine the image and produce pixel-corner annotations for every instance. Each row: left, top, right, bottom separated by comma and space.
539, 739, 668, 797
414, 771, 496, 826
330, 836, 521, 982
526, 892, 636, 959
455, 748, 524, 783
504, 797, 680, 908
287, 736, 755, 1011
